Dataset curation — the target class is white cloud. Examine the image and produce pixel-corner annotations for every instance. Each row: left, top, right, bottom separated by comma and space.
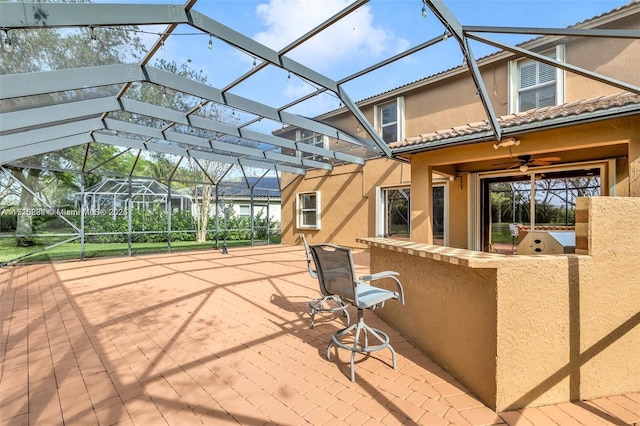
253, 0, 409, 75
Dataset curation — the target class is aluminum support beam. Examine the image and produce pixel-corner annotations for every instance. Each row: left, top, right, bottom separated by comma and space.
0, 97, 121, 133
1, 119, 102, 149
92, 133, 307, 175
424, 0, 502, 140
336, 86, 392, 156
1, 134, 89, 164
0, 2, 388, 155
0, 3, 185, 28
462, 26, 640, 39
0, 64, 144, 100
0, 64, 371, 151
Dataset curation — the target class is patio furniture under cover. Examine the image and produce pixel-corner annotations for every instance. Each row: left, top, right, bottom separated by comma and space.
309, 243, 404, 381
302, 235, 350, 328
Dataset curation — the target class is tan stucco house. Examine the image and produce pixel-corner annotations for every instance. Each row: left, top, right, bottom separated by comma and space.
279, 2, 640, 412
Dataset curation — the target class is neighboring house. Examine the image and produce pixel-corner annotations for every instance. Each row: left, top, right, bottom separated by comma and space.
218, 176, 282, 223
78, 176, 282, 224
191, 176, 281, 223
279, 1, 640, 251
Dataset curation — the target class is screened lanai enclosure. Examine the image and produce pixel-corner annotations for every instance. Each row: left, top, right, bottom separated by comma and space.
80, 178, 192, 215
2, 0, 638, 264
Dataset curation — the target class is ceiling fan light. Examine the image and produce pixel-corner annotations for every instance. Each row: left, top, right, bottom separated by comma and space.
519, 164, 529, 172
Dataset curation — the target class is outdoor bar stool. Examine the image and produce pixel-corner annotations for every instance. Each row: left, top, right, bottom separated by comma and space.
309, 243, 404, 381
301, 234, 350, 328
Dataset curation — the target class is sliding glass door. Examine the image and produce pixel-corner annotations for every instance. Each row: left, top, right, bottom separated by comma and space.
481, 168, 601, 253
381, 184, 446, 244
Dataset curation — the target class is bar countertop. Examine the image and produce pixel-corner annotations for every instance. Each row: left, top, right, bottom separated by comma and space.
356, 237, 577, 269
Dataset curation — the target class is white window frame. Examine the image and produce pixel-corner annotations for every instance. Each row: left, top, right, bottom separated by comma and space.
375, 185, 411, 238
373, 97, 405, 144
238, 204, 251, 217
375, 181, 449, 243
295, 130, 327, 161
432, 181, 449, 246
296, 191, 321, 230
508, 45, 565, 113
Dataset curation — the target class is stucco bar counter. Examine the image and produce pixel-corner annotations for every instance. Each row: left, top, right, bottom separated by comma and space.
357, 197, 640, 412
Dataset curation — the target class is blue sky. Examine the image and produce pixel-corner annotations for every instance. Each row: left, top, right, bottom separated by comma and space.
106, 0, 631, 132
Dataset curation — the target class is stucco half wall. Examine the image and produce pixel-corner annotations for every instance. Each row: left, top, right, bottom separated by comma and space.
359, 196, 640, 412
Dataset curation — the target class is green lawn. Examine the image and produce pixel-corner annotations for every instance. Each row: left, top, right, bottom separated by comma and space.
0, 236, 281, 264
492, 222, 513, 244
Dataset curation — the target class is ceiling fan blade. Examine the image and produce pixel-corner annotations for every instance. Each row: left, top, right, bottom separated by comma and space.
492, 160, 519, 166
532, 156, 561, 163
529, 160, 553, 166
529, 156, 561, 166
492, 155, 559, 169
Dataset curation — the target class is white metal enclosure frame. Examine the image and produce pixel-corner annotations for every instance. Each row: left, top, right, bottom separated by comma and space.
1, 0, 638, 181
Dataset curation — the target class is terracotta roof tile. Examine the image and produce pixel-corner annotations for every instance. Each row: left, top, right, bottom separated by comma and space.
390, 92, 640, 151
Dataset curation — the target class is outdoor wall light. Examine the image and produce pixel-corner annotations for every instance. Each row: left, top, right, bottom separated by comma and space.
493, 137, 521, 150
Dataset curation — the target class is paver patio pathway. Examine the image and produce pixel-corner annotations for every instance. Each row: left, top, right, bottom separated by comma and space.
1, 245, 639, 425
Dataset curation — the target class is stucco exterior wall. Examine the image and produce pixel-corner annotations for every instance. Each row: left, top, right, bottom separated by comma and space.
368, 245, 499, 408
495, 256, 577, 410
565, 14, 640, 100
448, 174, 469, 248
361, 196, 640, 412
281, 158, 410, 247
574, 197, 640, 400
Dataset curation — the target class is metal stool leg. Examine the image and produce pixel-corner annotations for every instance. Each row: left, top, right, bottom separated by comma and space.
309, 296, 350, 329
326, 308, 394, 382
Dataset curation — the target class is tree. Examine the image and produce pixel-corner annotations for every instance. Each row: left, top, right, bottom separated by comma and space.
187, 159, 226, 243
490, 183, 512, 223
1, 7, 145, 245
2, 4, 257, 247
125, 58, 245, 243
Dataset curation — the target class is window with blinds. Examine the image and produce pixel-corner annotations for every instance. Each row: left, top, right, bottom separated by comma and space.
509, 45, 564, 113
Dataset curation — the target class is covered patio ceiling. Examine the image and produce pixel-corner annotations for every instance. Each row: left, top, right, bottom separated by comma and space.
1, 0, 639, 188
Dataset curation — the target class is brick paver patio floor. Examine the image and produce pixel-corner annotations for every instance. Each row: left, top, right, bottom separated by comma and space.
1, 245, 639, 425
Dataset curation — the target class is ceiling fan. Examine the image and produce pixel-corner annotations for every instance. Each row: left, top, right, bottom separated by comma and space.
495, 154, 561, 172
